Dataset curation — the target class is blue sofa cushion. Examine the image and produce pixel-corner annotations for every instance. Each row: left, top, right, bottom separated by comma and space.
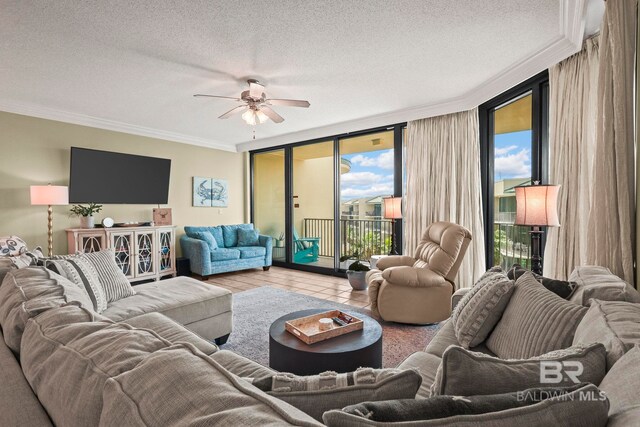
222, 224, 254, 248
190, 231, 218, 251
207, 227, 225, 248
184, 226, 225, 248
237, 228, 259, 247
234, 246, 267, 259
210, 248, 241, 262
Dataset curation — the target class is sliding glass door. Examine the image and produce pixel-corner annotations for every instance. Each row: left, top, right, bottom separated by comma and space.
338, 131, 395, 268
252, 149, 286, 262
251, 125, 404, 274
292, 141, 334, 268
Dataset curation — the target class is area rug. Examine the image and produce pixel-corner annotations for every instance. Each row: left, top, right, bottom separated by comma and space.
222, 286, 442, 369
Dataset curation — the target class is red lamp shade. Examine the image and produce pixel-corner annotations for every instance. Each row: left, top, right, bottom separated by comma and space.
30, 185, 69, 206
383, 197, 402, 219
515, 184, 560, 227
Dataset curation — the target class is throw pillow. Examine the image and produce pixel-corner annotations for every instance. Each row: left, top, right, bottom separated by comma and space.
486, 272, 588, 359
237, 228, 259, 246
45, 256, 108, 313
430, 343, 607, 396
598, 346, 640, 427
0, 235, 28, 256
191, 231, 219, 251
507, 264, 577, 299
572, 299, 640, 370
251, 368, 422, 422
82, 250, 136, 302
451, 268, 514, 348
323, 383, 609, 426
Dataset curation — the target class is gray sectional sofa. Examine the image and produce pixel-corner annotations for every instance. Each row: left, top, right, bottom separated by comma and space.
0, 263, 639, 426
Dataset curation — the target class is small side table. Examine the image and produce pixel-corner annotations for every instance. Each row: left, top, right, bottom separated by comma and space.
369, 254, 388, 270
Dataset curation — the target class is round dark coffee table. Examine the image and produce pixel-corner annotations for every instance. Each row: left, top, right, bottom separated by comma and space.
269, 308, 383, 375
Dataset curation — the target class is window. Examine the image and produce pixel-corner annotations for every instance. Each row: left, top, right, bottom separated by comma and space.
479, 71, 549, 270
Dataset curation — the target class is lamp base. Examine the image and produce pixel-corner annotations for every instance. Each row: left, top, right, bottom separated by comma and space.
529, 228, 544, 275
388, 219, 399, 255
47, 205, 53, 257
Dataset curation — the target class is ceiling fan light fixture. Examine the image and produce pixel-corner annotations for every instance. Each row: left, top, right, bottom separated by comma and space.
242, 109, 257, 125
242, 108, 268, 125
255, 109, 268, 124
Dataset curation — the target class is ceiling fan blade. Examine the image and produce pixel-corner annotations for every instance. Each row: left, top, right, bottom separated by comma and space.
266, 98, 310, 108
194, 94, 242, 101
249, 82, 265, 99
260, 106, 284, 123
218, 105, 247, 119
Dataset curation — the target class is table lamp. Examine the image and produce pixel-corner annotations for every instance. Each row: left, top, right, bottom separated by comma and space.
514, 182, 560, 275
30, 184, 69, 256
383, 196, 402, 255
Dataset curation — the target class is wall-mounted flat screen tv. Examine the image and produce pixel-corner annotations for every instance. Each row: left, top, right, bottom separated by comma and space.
69, 147, 171, 204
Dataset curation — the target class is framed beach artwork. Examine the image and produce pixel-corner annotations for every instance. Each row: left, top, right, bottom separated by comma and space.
193, 177, 212, 207
192, 177, 228, 207
210, 178, 229, 207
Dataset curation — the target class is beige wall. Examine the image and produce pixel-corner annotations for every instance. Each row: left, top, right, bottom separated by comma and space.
0, 111, 247, 256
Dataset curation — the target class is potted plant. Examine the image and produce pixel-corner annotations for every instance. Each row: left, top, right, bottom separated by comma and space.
69, 203, 103, 229
340, 251, 370, 290
275, 232, 285, 248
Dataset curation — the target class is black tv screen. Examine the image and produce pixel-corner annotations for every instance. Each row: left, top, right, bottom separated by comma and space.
69, 148, 171, 204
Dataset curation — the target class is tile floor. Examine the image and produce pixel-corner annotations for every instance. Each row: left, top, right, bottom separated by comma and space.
202, 266, 371, 308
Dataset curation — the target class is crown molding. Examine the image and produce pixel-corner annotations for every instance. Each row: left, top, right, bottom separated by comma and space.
0, 100, 237, 152
236, 0, 586, 152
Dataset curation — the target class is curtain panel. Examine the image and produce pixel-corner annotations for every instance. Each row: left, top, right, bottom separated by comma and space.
543, 37, 600, 280
405, 108, 485, 288
586, 0, 637, 284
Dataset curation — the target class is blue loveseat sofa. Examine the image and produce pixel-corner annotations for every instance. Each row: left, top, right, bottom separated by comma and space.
181, 224, 272, 278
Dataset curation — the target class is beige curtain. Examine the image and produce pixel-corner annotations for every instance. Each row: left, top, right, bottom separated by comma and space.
586, 0, 637, 284
405, 108, 485, 288
543, 37, 600, 280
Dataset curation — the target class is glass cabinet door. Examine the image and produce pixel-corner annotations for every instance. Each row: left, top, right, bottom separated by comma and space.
80, 232, 106, 253
157, 228, 174, 273
134, 231, 156, 277
110, 232, 134, 278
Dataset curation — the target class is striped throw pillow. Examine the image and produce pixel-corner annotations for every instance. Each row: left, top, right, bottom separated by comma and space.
82, 250, 135, 302
45, 256, 108, 313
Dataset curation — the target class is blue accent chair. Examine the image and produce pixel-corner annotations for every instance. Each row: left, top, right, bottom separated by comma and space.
181, 224, 272, 278
293, 229, 320, 264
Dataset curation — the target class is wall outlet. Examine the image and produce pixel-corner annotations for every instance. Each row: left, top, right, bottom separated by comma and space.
218, 209, 222, 215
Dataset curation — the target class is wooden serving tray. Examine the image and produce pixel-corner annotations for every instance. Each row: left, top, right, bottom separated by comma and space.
285, 310, 364, 345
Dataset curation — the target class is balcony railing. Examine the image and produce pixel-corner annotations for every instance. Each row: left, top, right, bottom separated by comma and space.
493, 223, 531, 270
303, 218, 393, 259
495, 212, 517, 224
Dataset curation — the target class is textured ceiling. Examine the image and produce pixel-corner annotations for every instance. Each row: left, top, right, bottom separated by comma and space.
0, 1, 593, 151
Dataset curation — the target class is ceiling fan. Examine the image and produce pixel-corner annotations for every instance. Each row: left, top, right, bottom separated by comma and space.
194, 79, 310, 125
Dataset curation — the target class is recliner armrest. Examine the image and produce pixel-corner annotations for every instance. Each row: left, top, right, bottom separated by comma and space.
382, 266, 447, 288
376, 255, 417, 271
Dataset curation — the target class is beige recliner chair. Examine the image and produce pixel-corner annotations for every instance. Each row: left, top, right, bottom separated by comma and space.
366, 221, 472, 324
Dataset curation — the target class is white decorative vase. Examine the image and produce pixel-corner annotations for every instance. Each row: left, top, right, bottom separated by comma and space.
80, 216, 95, 229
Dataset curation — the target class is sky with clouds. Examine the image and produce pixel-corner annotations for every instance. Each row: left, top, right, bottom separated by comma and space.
494, 130, 531, 181
338, 130, 530, 200
340, 149, 394, 201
